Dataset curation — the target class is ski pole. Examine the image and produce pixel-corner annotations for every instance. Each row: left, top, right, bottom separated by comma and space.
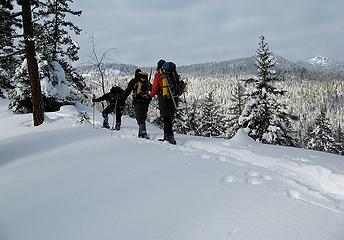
111, 99, 117, 136
92, 94, 95, 128
166, 79, 178, 113
148, 67, 153, 83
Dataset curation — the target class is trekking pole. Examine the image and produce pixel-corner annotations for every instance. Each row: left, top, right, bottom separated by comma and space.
92, 94, 95, 128
111, 99, 117, 136
148, 67, 153, 83
167, 81, 178, 113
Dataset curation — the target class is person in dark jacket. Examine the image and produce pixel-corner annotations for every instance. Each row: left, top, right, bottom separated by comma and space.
92, 86, 125, 129
122, 69, 152, 138
150, 59, 178, 145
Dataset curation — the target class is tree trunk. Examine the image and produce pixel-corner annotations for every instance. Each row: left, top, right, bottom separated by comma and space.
21, 0, 44, 126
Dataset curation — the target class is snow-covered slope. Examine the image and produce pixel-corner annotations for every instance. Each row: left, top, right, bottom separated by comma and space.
1, 99, 344, 240
309, 56, 336, 67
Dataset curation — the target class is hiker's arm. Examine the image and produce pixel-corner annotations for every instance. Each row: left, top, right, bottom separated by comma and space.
150, 74, 160, 97
122, 79, 135, 99
93, 93, 107, 102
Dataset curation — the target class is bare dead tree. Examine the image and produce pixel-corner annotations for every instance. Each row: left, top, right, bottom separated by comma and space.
86, 33, 117, 95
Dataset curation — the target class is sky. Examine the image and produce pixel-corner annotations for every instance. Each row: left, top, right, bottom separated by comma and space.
71, 0, 344, 67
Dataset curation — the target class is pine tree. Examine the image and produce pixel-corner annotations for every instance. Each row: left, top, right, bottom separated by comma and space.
307, 108, 337, 154
196, 92, 226, 137
333, 123, 344, 155
35, 0, 81, 62
0, 3, 21, 97
227, 79, 247, 137
239, 35, 297, 146
8, 59, 33, 113
174, 107, 190, 135
8, 0, 86, 113
35, 0, 86, 98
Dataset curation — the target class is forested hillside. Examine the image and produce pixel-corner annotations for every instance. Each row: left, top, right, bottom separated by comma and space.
78, 53, 344, 154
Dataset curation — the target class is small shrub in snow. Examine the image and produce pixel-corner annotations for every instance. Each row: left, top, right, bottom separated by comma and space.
74, 111, 91, 125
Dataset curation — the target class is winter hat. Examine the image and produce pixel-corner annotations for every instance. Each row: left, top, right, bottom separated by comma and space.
110, 86, 120, 93
135, 68, 142, 78
138, 71, 148, 80
157, 59, 166, 71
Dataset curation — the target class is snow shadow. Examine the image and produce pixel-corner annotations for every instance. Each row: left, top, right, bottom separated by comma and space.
0, 127, 99, 167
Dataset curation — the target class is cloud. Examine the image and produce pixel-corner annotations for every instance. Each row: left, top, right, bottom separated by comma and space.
71, 0, 344, 66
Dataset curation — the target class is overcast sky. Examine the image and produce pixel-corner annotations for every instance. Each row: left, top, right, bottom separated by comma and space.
71, 0, 343, 67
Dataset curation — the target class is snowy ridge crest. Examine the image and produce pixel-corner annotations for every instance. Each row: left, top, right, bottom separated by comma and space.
308, 56, 336, 66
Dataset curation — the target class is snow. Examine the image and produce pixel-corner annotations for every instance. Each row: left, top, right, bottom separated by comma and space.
308, 56, 335, 66
39, 61, 70, 99
0, 99, 344, 240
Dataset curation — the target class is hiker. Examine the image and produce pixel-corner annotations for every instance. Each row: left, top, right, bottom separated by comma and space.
122, 69, 152, 138
92, 86, 125, 130
150, 59, 183, 145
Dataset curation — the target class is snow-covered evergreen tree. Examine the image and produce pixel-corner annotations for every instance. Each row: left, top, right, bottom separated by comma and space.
9, 0, 87, 112
35, 0, 81, 61
35, 0, 85, 95
0, 3, 20, 97
174, 97, 199, 135
307, 108, 337, 154
196, 91, 227, 137
333, 123, 344, 155
8, 59, 33, 113
35, 0, 86, 98
227, 79, 247, 137
239, 36, 297, 146
174, 107, 190, 135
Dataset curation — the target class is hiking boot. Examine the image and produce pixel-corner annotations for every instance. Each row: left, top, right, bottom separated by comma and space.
164, 134, 176, 145
138, 124, 149, 139
115, 123, 121, 130
138, 132, 150, 139
102, 122, 110, 129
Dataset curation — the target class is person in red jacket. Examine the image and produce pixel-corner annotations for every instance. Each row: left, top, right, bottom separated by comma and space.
150, 59, 177, 145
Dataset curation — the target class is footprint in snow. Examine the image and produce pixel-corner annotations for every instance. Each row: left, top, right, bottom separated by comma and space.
224, 176, 237, 183
287, 189, 301, 200
262, 174, 272, 181
247, 171, 260, 177
220, 175, 239, 184
201, 154, 212, 159
246, 177, 262, 185
228, 228, 239, 237
218, 156, 227, 162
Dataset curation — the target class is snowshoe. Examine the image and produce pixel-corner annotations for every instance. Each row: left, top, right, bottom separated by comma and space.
163, 135, 176, 145
138, 133, 150, 139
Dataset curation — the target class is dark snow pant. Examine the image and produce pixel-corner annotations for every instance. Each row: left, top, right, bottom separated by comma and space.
134, 102, 149, 125
163, 115, 173, 137
102, 104, 123, 125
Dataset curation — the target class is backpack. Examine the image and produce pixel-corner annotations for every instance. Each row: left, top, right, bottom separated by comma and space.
160, 62, 185, 97
133, 71, 150, 100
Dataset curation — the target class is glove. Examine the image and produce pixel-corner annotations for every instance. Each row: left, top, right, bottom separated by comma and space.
147, 95, 152, 103
118, 95, 126, 103
143, 94, 152, 102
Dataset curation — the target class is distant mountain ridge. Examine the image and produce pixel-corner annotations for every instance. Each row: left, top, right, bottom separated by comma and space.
77, 56, 344, 81
308, 56, 336, 66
